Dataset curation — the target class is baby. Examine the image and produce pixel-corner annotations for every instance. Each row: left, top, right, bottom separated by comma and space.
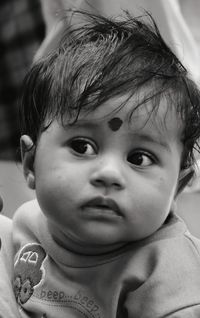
13, 11, 200, 318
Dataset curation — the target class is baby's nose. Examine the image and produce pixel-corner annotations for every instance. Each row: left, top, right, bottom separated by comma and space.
90, 158, 126, 190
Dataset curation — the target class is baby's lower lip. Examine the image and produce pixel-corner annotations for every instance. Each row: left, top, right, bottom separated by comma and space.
82, 206, 120, 217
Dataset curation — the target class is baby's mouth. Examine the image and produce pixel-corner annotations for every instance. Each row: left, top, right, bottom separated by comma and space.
82, 196, 121, 216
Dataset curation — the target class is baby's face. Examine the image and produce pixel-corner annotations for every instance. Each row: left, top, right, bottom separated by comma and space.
26, 94, 184, 253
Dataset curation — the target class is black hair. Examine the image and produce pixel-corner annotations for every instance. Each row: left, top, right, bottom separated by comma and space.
20, 10, 200, 169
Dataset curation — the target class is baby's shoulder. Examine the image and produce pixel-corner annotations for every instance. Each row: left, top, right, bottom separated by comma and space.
16, 199, 40, 213
13, 199, 42, 233
14, 199, 40, 219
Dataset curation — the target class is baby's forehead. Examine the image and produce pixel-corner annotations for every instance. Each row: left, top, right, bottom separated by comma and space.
75, 94, 182, 130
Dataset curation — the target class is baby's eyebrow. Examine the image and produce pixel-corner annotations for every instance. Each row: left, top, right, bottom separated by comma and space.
130, 133, 171, 151
65, 120, 171, 150
66, 120, 98, 130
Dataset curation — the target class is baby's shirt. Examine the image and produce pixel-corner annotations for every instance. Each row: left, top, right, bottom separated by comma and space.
0, 214, 21, 318
13, 199, 200, 318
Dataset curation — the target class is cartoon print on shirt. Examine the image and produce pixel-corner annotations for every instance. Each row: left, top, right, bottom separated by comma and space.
13, 243, 102, 317
13, 243, 47, 304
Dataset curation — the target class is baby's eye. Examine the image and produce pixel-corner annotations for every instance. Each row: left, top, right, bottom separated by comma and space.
68, 138, 97, 156
127, 152, 154, 167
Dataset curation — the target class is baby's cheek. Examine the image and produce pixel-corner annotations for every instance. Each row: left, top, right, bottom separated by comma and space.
36, 179, 72, 217
35, 181, 58, 213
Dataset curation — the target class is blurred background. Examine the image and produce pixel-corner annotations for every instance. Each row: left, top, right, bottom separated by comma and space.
0, 0, 200, 237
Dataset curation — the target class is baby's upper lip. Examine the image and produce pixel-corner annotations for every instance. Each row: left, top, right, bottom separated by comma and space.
82, 197, 121, 215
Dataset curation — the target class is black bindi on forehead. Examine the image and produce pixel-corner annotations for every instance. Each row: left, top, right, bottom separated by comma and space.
108, 117, 123, 131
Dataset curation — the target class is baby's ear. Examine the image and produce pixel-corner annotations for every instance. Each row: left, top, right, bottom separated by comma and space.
20, 135, 36, 190
176, 167, 195, 195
